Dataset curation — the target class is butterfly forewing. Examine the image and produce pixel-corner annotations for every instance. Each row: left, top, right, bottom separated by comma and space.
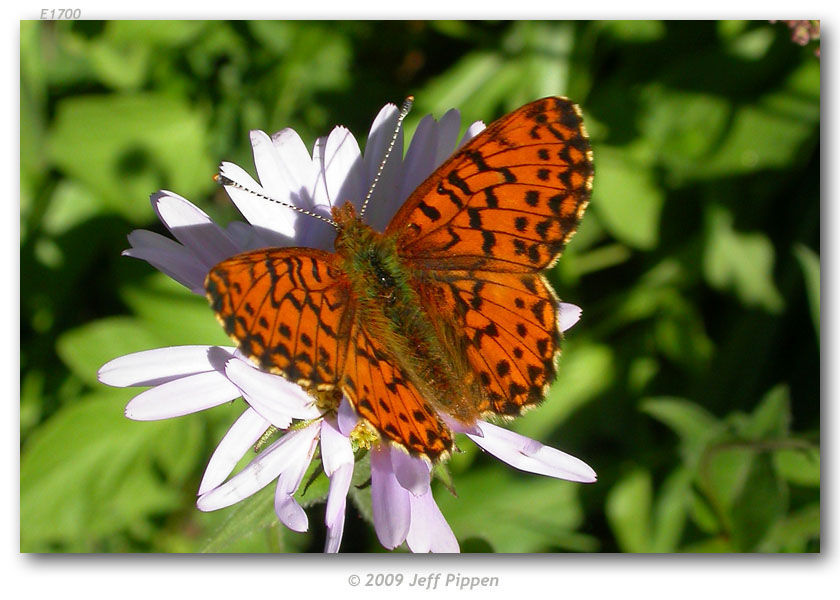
388, 97, 593, 273
205, 248, 355, 387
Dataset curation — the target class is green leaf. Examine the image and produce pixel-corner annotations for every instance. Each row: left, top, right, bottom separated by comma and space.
651, 467, 693, 552
565, 243, 633, 280
681, 536, 735, 553
601, 20, 666, 42
346, 452, 373, 526
605, 468, 652, 552
591, 146, 664, 250
504, 21, 574, 104
21, 392, 199, 550
628, 356, 660, 393
689, 489, 721, 535
20, 371, 45, 437
414, 51, 503, 126
515, 343, 614, 440
20, 22, 48, 236
703, 205, 784, 313
756, 502, 820, 552
41, 180, 104, 235
104, 20, 207, 47
726, 25, 775, 60
794, 243, 820, 341
702, 445, 756, 514
773, 447, 820, 487
56, 317, 166, 386
432, 461, 457, 497
428, 20, 474, 40
48, 93, 215, 223
435, 469, 593, 553
417, 21, 576, 128
729, 453, 787, 551
692, 64, 819, 177
120, 273, 230, 347
738, 384, 790, 440
87, 38, 150, 91
199, 485, 278, 553
641, 397, 722, 465
639, 86, 731, 182
652, 295, 714, 369
295, 459, 330, 509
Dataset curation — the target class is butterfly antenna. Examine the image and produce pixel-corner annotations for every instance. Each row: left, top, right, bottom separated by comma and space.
214, 173, 338, 229
359, 95, 414, 219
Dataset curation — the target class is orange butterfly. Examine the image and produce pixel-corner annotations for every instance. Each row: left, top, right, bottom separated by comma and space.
205, 97, 593, 462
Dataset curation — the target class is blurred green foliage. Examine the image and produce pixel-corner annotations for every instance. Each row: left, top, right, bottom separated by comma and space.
20, 20, 819, 553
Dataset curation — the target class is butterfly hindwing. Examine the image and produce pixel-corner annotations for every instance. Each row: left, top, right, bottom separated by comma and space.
342, 324, 453, 460
387, 96, 593, 273
415, 270, 560, 417
205, 248, 355, 388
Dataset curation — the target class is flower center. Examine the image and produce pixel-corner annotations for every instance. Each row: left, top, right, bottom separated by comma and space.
349, 420, 380, 452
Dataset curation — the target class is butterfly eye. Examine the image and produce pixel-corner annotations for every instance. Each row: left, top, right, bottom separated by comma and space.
378, 271, 395, 287
369, 251, 396, 289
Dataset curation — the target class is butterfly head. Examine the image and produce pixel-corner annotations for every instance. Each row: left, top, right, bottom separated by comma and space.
331, 200, 359, 229
331, 200, 386, 260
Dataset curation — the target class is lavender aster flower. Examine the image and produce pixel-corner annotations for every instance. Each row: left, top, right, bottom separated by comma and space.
99, 101, 596, 553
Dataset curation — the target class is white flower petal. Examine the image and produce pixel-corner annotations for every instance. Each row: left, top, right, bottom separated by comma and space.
275, 493, 309, 532
99, 345, 237, 388
252, 130, 302, 209
197, 427, 319, 511
363, 104, 399, 180
224, 220, 273, 251
406, 490, 459, 553
125, 371, 241, 420
433, 108, 462, 167
310, 136, 330, 208
270, 128, 317, 206
336, 396, 358, 436
125, 228, 186, 253
252, 128, 323, 246
296, 138, 340, 250
324, 126, 365, 212
276, 422, 320, 496
218, 161, 297, 243
370, 445, 411, 549
324, 462, 353, 553
325, 462, 353, 527
272, 421, 320, 533
124, 230, 208, 293
224, 358, 319, 428
321, 417, 353, 477
390, 448, 431, 496
558, 302, 582, 332
442, 414, 483, 436
198, 407, 271, 495
457, 120, 486, 149
398, 114, 437, 202
152, 191, 240, 268
468, 421, 597, 483
293, 203, 338, 252
362, 103, 404, 232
